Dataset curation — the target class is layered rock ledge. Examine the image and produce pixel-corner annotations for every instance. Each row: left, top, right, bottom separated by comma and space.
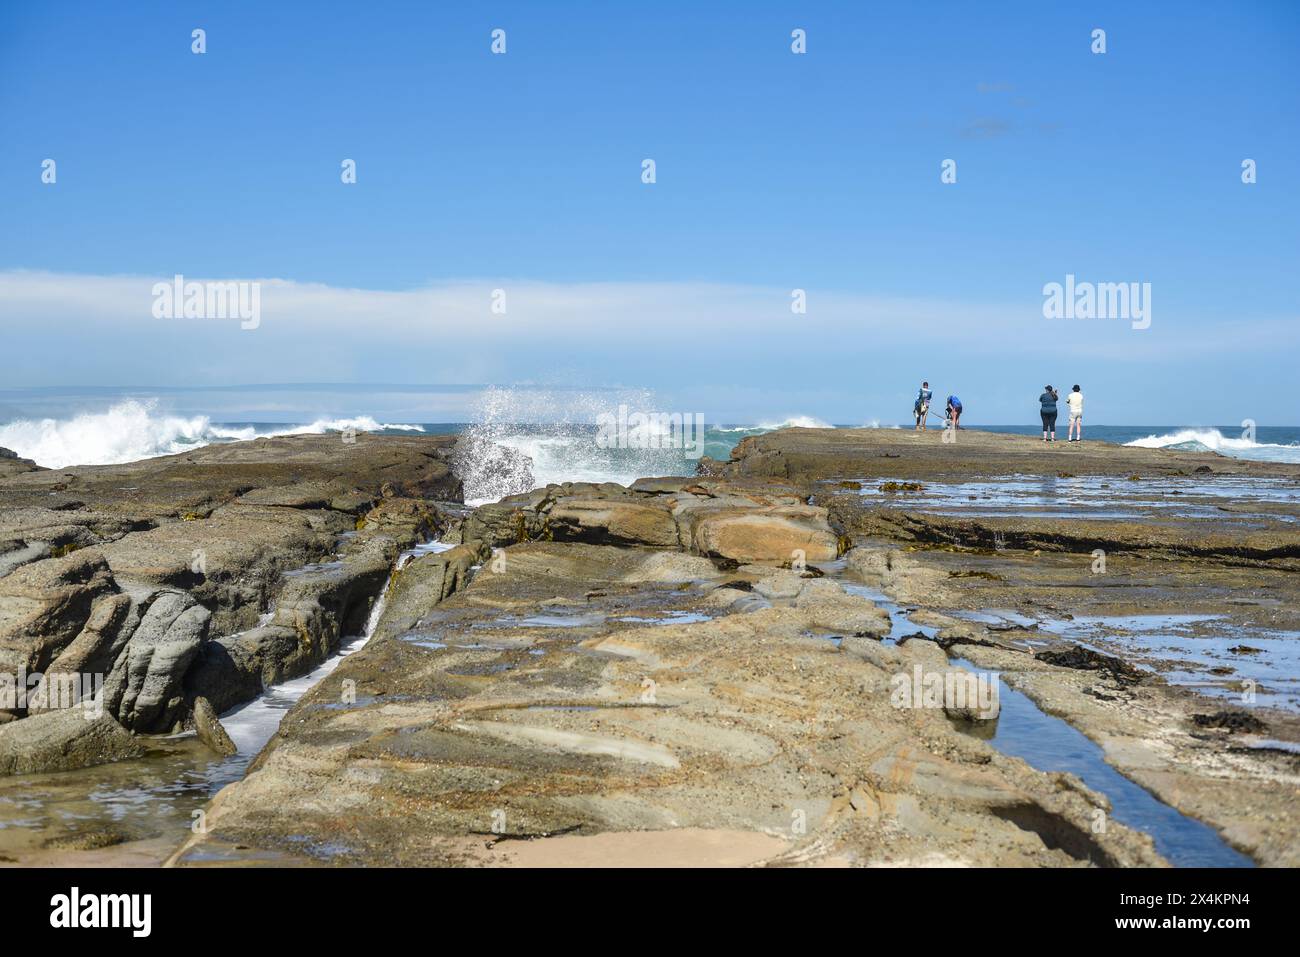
5, 427, 1297, 868
702, 426, 1299, 483
170, 539, 1162, 868
0, 434, 471, 771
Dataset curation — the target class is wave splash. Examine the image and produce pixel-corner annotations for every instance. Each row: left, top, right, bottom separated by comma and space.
0, 400, 424, 469
452, 389, 845, 506
453, 386, 688, 506
1124, 428, 1300, 464
0, 393, 843, 494
715, 415, 833, 433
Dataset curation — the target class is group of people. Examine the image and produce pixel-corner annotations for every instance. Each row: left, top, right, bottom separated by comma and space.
1039, 384, 1084, 442
911, 382, 962, 431
911, 381, 1084, 442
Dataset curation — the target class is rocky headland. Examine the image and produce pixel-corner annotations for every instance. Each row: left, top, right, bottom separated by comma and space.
2, 427, 1297, 867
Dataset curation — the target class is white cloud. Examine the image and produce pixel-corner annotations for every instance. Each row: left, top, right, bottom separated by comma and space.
0, 267, 1070, 342
1, 269, 1294, 400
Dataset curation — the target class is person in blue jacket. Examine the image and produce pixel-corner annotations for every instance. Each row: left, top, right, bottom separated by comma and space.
945, 395, 963, 429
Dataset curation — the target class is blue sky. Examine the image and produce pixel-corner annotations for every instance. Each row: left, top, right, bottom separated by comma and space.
1, 1, 1297, 424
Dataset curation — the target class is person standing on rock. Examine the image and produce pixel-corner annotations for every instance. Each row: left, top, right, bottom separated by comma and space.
914, 381, 933, 431
1067, 385, 1084, 442
1039, 385, 1059, 442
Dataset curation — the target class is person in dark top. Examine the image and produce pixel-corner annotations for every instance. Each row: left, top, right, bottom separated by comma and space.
1039, 385, 1059, 442
946, 395, 963, 429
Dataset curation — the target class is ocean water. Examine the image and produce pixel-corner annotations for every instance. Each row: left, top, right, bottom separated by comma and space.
0, 388, 1296, 502
978, 424, 1300, 465
0, 388, 833, 502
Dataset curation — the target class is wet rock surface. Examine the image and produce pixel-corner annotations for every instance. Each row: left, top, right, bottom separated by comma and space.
192, 696, 237, 756
0, 708, 144, 775
1190, 710, 1268, 734
1035, 645, 1146, 685
781, 427, 1300, 866
0, 433, 471, 769
705, 426, 1300, 483
3, 427, 1297, 868
170, 538, 1163, 868
462, 477, 841, 565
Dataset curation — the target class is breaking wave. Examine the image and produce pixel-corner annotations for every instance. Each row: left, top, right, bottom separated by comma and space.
757, 415, 833, 430
0, 400, 424, 469
453, 387, 694, 505
452, 389, 846, 505
715, 415, 833, 432
1124, 428, 1300, 464
0, 391, 848, 496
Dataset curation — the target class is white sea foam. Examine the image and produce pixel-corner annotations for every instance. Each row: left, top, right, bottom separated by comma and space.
1124, 428, 1300, 464
755, 415, 833, 430
0, 399, 424, 469
219, 539, 454, 755
686, 417, 838, 434
261, 417, 424, 438
454, 386, 700, 505
0, 392, 839, 489
452, 390, 846, 504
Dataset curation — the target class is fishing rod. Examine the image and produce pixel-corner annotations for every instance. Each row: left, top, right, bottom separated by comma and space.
914, 399, 955, 426
927, 406, 963, 428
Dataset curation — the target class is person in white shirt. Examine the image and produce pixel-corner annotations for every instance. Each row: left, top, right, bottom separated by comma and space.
1067, 385, 1084, 442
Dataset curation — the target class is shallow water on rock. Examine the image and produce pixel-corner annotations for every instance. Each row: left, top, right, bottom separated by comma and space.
839, 583, 1251, 866
220, 539, 455, 754
0, 737, 234, 863
834, 473, 1300, 523
474, 606, 715, 632
950, 654, 1252, 868
509, 613, 608, 629
1035, 614, 1300, 713
1244, 738, 1300, 755
946, 609, 1300, 712
615, 610, 712, 626
842, 583, 938, 644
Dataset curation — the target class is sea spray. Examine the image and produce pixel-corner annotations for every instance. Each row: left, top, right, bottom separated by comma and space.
0, 399, 425, 469
1124, 427, 1300, 464
454, 385, 706, 505
595, 405, 706, 457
